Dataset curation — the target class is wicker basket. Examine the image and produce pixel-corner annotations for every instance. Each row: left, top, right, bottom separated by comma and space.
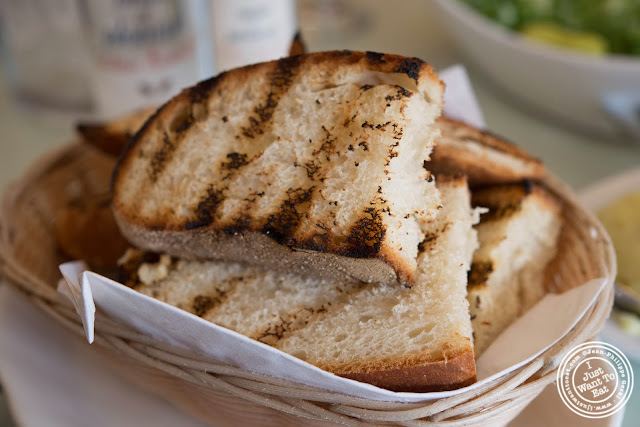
0, 143, 615, 426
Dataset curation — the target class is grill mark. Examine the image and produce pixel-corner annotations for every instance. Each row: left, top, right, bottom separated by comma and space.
241, 55, 302, 139
418, 222, 451, 253
298, 232, 331, 252
149, 132, 178, 182
144, 76, 225, 186
186, 59, 304, 230
365, 51, 386, 64
418, 231, 439, 253
222, 216, 252, 236
254, 281, 370, 346
193, 294, 216, 317
477, 202, 522, 223
189, 72, 226, 103
112, 97, 168, 192
254, 306, 326, 346
192, 288, 230, 317
185, 185, 224, 230
262, 187, 315, 244
339, 206, 386, 258
385, 86, 412, 101
220, 152, 249, 179
468, 261, 493, 287
394, 57, 424, 82
221, 152, 249, 169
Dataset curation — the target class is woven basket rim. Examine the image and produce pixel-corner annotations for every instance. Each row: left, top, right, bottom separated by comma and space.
0, 142, 616, 425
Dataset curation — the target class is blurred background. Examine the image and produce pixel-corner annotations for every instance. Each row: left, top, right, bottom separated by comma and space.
0, 0, 639, 426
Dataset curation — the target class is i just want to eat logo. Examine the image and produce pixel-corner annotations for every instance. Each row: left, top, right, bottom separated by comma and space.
557, 341, 633, 418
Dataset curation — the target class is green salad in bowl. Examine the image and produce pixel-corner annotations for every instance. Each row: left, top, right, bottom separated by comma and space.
463, 0, 640, 56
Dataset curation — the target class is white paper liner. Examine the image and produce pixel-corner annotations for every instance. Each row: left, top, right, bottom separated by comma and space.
56, 65, 606, 403
440, 64, 486, 129
57, 263, 606, 403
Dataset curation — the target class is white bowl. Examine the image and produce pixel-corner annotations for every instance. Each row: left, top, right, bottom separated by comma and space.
433, 0, 640, 141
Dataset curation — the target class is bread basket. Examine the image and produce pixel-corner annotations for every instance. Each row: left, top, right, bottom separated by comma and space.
0, 142, 615, 426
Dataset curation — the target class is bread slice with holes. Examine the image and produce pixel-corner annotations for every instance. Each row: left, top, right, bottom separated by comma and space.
119, 176, 481, 392
468, 183, 562, 356
111, 51, 444, 287
430, 117, 544, 186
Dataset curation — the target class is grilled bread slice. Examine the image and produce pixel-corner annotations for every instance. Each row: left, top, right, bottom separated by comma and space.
430, 117, 544, 186
468, 182, 562, 356
112, 51, 445, 286
120, 176, 480, 392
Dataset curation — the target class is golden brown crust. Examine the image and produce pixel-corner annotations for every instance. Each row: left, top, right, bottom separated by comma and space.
430, 116, 544, 186
77, 107, 156, 157
472, 182, 562, 223
335, 347, 476, 392
288, 31, 306, 56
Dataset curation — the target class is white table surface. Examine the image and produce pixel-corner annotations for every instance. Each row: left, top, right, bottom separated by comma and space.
1, 1, 638, 425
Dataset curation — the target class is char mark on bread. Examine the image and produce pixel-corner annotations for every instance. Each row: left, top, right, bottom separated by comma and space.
112, 51, 445, 285
123, 176, 479, 392
261, 187, 315, 244
468, 183, 562, 356
430, 117, 545, 186
241, 55, 302, 139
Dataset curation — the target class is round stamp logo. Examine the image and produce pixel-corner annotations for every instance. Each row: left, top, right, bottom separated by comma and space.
557, 341, 633, 418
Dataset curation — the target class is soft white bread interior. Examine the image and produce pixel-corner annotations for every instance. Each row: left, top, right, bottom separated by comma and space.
112, 51, 445, 286
120, 176, 480, 392
431, 117, 544, 186
468, 182, 562, 356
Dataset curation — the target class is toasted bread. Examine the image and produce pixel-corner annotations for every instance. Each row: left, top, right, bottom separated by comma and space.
431, 117, 544, 186
112, 51, 445, 286
288, 31, 306, 56
56, 192, 129, 270
468, 182, 562, 356
77, 107, 157, 157
120, 176, 479, 392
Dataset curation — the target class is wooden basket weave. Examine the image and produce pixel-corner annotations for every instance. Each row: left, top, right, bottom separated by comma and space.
0, 143, 615, 426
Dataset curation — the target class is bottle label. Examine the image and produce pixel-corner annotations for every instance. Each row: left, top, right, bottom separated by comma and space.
87, 0, 199, 118
211, 0, 297, 71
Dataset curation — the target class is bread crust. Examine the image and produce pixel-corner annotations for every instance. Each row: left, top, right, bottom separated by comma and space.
77, 107, 156, 157
430, 116, 544, 186
335, 347, 476, 392
468, 182, 562, 294
471, 182, 562, 225
116, 217, 408, 284
112, 50, 444, 285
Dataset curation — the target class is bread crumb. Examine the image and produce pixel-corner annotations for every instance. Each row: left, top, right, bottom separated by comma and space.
138, 254, 172, 285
